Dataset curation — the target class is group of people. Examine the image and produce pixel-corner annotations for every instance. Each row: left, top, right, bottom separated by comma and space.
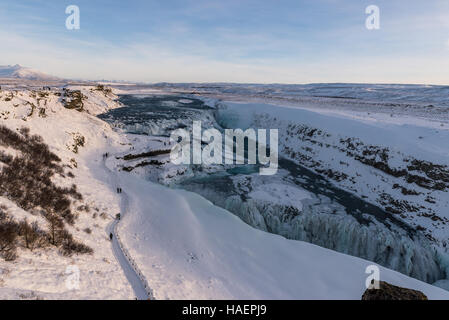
102, 152, 109, 159
117, 187, 123, 193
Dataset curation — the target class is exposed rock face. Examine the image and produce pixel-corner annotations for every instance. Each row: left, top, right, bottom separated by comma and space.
248, 112, 449, 250
62, 89, 85, 112
362, 281, 428, 300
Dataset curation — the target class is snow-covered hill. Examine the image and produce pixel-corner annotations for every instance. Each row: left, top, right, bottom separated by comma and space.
0, 65, 60, 81
0, 84, 134, 299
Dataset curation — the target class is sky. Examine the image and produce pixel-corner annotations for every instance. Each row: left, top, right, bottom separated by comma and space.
0, 0, 448, 84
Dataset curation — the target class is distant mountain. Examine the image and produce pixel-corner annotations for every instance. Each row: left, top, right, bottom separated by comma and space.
0, 64, 60, 81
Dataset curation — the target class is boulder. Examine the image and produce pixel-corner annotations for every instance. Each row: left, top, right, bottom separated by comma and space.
362, 281, 428, 300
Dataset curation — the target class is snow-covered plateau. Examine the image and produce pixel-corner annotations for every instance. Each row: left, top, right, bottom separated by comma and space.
1, 81, 449, 299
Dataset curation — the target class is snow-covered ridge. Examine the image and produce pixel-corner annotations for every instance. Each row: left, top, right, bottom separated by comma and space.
0, 65, 60, 81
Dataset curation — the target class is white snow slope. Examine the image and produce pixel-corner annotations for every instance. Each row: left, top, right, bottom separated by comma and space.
0, 85, 135, 299
114, 171, 449, 300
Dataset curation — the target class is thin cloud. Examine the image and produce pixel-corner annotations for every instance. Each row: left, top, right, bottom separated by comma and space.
1, 1, 448, 84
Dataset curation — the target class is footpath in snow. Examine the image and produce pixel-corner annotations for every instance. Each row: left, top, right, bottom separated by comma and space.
102, 156, 155, 300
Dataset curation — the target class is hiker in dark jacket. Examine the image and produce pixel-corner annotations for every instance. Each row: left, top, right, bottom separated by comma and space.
109, 233, 113, 240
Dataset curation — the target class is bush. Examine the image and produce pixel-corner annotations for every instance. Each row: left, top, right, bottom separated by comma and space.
0, 125, 81, 223
45, 213, 64, 246
0, 126, 91, 260
18, 219, 48, 251
0, 210, 18, 261
59, 229, 93, 256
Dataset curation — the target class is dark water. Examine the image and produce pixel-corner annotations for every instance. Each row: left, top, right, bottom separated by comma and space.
98, 95, 213, 135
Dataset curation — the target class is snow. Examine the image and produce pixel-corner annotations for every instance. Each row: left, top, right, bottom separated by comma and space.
114, 171, 449, 299
101, 156, 154, 299
0, 85, 135, 299
178, 99, 194, 104
99, 92, 449, 287
247, 182, 310, 210
217, 101, 449, 245
1, 81, 449, 300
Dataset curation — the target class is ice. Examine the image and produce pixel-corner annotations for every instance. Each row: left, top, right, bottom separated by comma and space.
182, 178, 444, 283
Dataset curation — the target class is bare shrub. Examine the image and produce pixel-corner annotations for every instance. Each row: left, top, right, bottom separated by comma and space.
18, 219, 48, 251
45, 213, 64, 246
0, 210, 18, 261
59, 229, 93, 256
0, 126, 91, 259
0, 126, 82, 221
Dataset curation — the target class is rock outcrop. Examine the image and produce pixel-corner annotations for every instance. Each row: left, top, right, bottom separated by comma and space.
362, 281, 428, 300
